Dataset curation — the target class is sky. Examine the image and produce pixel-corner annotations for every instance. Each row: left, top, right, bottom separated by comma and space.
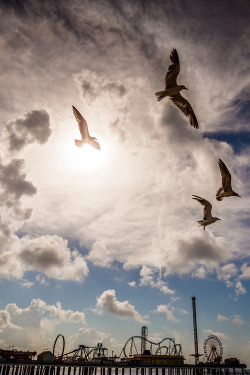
0, 0, 250, 367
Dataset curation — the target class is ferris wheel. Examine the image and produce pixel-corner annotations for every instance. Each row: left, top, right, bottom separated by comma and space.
204, 335, 223, 363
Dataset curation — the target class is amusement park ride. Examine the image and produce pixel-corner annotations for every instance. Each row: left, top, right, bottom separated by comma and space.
49, 296, 244, 367
52, 328, 184, 365
53, 334, 108, 362
0, 297, 244, 368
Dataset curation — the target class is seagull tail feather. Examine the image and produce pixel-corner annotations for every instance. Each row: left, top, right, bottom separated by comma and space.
155, 91, 167, 101
74, 139, 84, 148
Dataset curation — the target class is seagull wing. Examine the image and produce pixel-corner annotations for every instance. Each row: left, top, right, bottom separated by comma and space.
170, 93, 199, 129
192, 195, 212, 220
72, 106, 90, 140
165, 49, 180, 88
91, 140, 101, 150
218, 159, 232, 191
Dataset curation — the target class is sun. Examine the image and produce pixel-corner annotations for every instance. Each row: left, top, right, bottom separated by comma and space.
65, 140, 109, 173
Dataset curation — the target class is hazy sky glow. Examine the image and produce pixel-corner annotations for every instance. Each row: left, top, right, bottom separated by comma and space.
0, 0, 250, 366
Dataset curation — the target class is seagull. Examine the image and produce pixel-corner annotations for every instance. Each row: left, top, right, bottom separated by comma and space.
216, 159, 240, 201
192, 195, 221, 230
155, 48, 199, 129
72, 106, 101, 150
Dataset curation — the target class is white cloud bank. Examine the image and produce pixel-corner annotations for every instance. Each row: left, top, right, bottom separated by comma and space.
0, 298, 86, 351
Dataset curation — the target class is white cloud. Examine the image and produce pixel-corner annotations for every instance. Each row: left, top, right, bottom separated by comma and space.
36, 275, 49, 286
0, 298, 86, 352
21, 280, 34, 288
203, 329, 230, 341
0, 310, 21, 331
128, 281, 136, 287
235, 281, 246, 296
232, 315, 244, 325
46, 302, 85, 324
217, 264, 238, 287
6, 298, 86, 328
179, 309, 190, 315
156, 304, 180, 323
67, 327, 122, 355
20, 235, 89, 282
0, 0, 249, 365
5, 109, 51, 152
239, 263, 250, 279
96, 289, 148, 323
217, 314, 229, 322
139, 266, 174, 294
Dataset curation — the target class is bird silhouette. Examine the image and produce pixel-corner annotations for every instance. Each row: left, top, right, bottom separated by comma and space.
192, 195, 221, 230
216, 159, 240, 201
72, 106, 100, 150
155, 49, 198, 129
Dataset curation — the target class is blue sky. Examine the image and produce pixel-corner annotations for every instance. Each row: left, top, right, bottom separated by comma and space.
0, 0, 250, 368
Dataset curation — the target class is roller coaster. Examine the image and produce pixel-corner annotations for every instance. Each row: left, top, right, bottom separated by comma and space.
53, 328, 183, 362
53, 335, 108, 361
119, 336, 183, 358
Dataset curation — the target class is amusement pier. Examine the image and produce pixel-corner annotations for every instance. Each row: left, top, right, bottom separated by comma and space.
0, 297, 248, 375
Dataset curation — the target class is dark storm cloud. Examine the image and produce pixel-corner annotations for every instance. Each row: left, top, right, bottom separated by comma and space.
7, 110, 51, 152
0, 159, 37, 199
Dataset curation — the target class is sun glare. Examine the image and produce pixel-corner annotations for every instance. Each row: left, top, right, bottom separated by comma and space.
65, 141, 109, 173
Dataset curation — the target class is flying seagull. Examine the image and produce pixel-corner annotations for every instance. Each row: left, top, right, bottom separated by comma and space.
155, 49, 199, 129
72, 106, 101, 150
192, 195, 221, 230
216, 159, 240, 201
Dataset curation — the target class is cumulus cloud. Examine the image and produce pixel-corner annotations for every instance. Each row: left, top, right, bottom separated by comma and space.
19, 235, 89, 281
0, 310, 21, 331
6, 298, 85, 327
128, 281, 136, 287
139, 265, 174, 294
217, 314, 229, 322
0, 234, 89, 282
0, 298, 86, 351
239, 263, 250, 279
46, 302, 85, 324
67, 327, 122, 354
6, 109, 51, 151
96, 289, 148, 323
0, 158, 37, 200
156, 304, 180, 323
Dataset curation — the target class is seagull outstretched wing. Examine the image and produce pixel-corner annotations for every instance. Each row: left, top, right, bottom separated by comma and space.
165, 48, 180, 88
72, 105, 90, 140
192, 195, 212, 220
218, 159, 232, 191
170, 93, 199, 129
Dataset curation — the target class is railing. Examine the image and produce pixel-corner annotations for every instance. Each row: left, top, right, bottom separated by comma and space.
0, 364, 248, 375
